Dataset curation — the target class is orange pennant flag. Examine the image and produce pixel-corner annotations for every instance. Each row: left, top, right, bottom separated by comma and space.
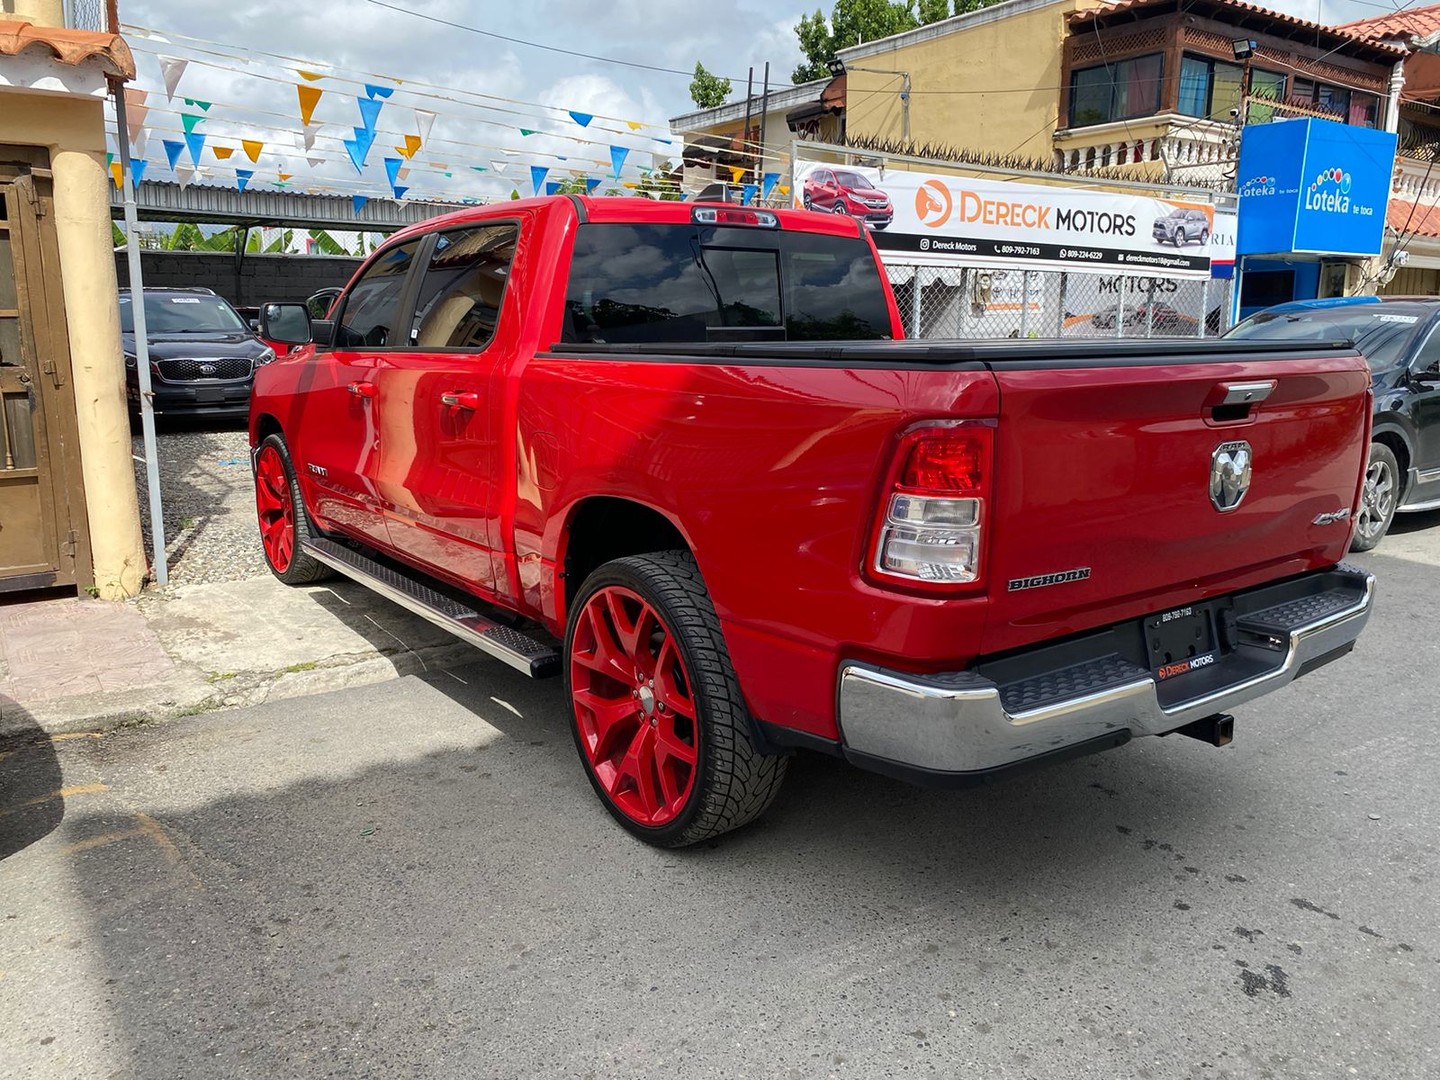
212, 146, 234, 160
242, 140, 264, 163
298, 84, 323, 126
394, 134, 421, 159
729, 166, 745, 183
626, 121, 644, 131
297, 69, 325, 81
109, 161, 123, 189
278, 172, 292, 181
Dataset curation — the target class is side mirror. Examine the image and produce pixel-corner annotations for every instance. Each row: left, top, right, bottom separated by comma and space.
259, 302, 312, 346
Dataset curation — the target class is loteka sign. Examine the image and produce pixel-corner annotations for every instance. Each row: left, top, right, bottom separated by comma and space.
1235, 119, 1396, 258
792, 161, 1221, 279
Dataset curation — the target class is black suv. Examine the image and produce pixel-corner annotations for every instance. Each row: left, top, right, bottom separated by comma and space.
1225, 295, 1440, 550
1152, 208, 1210, 247
121, 288, 274, 419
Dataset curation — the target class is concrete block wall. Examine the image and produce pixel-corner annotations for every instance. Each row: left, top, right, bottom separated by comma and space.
114, 251, 363, 307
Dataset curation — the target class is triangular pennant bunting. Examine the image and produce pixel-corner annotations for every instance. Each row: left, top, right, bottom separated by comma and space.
395, 134, 421, 159
184, 130, 206, 167
132, 129, 149, 160
130, 160, 148, 188
303, 123, 322, 150
298, 85, 323, 127
530, 165, 548, 196
298, 69, 326, 81
109, 161, 123, 189
545, 181, 561, 195
124, 88, 148, 137
357, 96, 384, 133
351, 194, 369, 214
519, 129, 538, 137
159, 56, 188, 101
307, 156, 325, 169
182, 98, 212, 111
212, 146, 234, 160
610, 145, 629, 179
414, 109, 436, 145
384, 157, 403, 187
391, 185, 408, 201
626, 121, 644, 131
278, 172, 292, 182
397, 166, 410, 181
490, 161, 508, 175
181, 112, 205, 134
364, 84, 394, 99
235, 169, 254, 192
568, 111, 592, 127
741, 183, 758, 205
162, 139, 184, 171
174, 164, 195, 190
585, 177, 601, 194
242, 140, 264, 163
761, 172, 779, 201
471, 165, 487, 172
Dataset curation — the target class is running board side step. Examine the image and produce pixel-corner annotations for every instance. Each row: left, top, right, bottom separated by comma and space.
301, 539, 562, 678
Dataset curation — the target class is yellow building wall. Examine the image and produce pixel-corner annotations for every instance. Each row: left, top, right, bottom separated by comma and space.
844, 1, 1089, 162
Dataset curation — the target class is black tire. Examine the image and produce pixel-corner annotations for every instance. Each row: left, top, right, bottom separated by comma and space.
564, 551, 788, 847
1351, 442, 1400, 553
1176, 229, 1187, 246
254, 433, 334, 585
1199, 229, 1210, 246
802, 194, 813, 210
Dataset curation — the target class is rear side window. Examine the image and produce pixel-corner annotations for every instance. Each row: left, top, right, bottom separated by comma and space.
563, 223, 892, 344
409, 224, 519, 349
334, 240, 420, 348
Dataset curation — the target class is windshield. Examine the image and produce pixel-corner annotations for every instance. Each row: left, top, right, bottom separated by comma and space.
120, 293, 249, 335
834, 171, 876, 191
1225, 306, 1423, 369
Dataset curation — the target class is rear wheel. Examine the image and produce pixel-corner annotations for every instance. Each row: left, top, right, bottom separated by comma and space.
565, 551, 787, 847
1199, 228, 1210, 245
254, 433, 333, 584
802, 194, 813, 209
1351, 442, 1400, 552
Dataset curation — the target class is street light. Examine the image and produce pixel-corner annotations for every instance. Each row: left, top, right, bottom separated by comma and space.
1230, 38, 1256, 60
824, 57, 912, 144
1230, 39, 1257, 127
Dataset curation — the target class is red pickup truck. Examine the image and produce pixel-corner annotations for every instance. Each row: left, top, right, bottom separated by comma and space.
252, 196, 1375, 848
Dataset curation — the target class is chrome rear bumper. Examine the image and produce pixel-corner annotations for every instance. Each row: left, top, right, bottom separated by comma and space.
838, 565, 1374, 783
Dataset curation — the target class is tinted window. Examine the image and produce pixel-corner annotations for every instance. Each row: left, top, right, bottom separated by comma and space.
563, 223, 892, 344
120, 293, 248, 335
1069, 54, 1163, 127
1226, 305, 1427, 370
334, 241, 419, 348
409, 224, 518, 349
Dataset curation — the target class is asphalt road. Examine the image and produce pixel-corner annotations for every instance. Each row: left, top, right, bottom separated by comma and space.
3, 516, 1438, 1080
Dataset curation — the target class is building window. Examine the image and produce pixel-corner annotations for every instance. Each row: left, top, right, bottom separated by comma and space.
1178, 55, 1286, 122
1292, 79, 1378, 127
1069, 54, 1164, 127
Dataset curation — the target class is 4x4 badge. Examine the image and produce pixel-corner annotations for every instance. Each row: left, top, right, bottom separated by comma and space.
1210, 440, 1252, 512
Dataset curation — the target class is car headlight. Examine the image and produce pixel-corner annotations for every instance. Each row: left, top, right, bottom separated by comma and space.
123, 352, 137, 368
254, 347, 277, 366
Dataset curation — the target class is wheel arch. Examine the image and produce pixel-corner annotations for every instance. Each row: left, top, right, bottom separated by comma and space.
251, 410, 283, 449
558, 496, 694, 617
1371, 421, 1414, 499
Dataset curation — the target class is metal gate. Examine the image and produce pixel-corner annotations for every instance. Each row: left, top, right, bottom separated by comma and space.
0, 157, 90, 592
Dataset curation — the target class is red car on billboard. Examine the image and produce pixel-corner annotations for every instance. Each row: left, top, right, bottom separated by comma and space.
802, 167, 893, 230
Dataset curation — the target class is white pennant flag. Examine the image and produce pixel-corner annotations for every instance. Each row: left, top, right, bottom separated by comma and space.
306, 155, 324, 169
490, 161, 507, 175
132, 128, 149, 161
414, 108, 436, 146
174, 164, 195, 189
303, 123, 322, 150
158, 56, 188, 101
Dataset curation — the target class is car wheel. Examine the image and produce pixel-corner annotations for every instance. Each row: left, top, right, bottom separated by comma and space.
802, 194, 812, 210
254, 433, 334, 584
832, 203, 848, 215
1351, 442, 1400, 552
1199, 229, 1210, 245
1176, 229, 1187, 246
565, 551, 788, 848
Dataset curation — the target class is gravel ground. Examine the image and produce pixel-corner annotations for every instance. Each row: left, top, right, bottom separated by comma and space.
130, 422, 268, 586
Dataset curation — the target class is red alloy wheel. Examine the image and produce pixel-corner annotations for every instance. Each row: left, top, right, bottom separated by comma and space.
569, 585, 699, 827
254, 444, 295, 573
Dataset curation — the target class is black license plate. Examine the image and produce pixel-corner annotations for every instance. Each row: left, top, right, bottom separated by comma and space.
194, 388, 225, 404
1145, 605, 1217, 681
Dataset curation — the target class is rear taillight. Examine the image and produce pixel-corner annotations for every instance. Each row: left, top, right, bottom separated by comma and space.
692, 207, 779, 228
870, 425, 992, 588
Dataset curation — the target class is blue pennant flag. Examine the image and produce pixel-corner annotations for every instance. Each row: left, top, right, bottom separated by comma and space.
357, 96, 384, 132
351, 195, 369, 215
391, 185, 409, 201
364, 84, 394, 99
383, 156, 402, 188
235, 168, 254, 193
162, 139, 185, 171
761, 171, 779, 201
130, 160, 148, 188
343, 126, 376, 173
568, 111, 593, 127
585, 177, 601, 194
544, 181, 561, 196
609, 145, 628, 179
741, 184, 758, 206
530, 164, 548, 196
184, 130, 206, 167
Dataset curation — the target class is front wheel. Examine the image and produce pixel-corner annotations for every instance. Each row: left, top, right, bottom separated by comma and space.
1351, 442, 1400, 552
832, 202, 848, 215
565, 551, 788, 847
254, 433, 333, 584
802, 194, 813, 210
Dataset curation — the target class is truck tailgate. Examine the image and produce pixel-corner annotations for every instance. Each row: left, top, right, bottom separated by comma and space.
981, 351, 1371, 656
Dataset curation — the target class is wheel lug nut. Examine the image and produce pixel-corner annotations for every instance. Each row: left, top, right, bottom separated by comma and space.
657, 703, 666, 712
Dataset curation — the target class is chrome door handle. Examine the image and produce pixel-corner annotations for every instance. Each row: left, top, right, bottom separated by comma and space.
440, 391, 481, 410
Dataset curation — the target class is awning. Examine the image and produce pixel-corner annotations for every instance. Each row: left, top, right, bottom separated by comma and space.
0, 19, 134, 80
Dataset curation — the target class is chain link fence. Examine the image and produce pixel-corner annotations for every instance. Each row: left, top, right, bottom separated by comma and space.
65, 0, 108, 32
886, 265, 1233, 341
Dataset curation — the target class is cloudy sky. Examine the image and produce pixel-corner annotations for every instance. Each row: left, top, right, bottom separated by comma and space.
111, 0, 1414, 204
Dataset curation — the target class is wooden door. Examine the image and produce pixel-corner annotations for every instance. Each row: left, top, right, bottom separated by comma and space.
0, 161, 90, 592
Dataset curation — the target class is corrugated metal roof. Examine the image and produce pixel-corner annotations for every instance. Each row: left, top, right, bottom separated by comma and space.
1068, 0, 1406, 57
1339, 6, 1440, 45
0, 19, 134, 80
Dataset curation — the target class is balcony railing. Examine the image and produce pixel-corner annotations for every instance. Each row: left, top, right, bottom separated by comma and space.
1053, 115, 1235, 186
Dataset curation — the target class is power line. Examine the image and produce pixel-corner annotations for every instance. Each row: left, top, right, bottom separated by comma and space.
357, 0, 737, 81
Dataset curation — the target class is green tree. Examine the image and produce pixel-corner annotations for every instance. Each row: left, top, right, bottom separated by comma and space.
689, 62, 732, 109
792, 0, 997, 83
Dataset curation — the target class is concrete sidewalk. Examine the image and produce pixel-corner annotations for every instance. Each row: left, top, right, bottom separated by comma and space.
0, 576, 485, 736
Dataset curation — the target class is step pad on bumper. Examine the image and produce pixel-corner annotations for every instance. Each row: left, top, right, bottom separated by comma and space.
998, 654, 1150, 717
302, 539, 561, 678
1235, 587, 1368, 639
